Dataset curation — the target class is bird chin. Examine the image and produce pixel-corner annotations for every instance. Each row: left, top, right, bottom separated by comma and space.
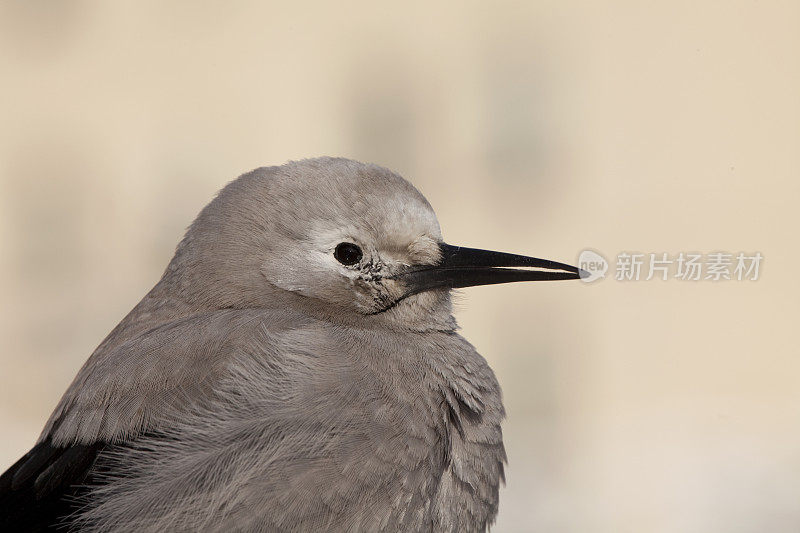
369, 289, 455, 331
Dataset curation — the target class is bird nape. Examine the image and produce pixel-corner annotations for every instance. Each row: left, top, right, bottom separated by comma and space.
0, 157, 582, 532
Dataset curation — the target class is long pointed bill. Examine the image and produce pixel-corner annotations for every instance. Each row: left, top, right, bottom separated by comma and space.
395, 243, 585, 298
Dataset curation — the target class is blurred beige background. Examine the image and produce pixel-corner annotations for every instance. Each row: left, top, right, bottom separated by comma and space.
1, 1, 798, 531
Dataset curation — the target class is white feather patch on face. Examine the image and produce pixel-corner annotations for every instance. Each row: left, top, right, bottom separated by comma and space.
406, 235, 442, 265
260, 211, 442, 315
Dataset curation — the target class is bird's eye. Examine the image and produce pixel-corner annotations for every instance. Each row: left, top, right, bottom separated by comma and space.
334, 242, 363, 266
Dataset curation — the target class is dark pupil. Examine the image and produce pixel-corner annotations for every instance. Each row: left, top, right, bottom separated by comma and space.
334, 242, 363, 265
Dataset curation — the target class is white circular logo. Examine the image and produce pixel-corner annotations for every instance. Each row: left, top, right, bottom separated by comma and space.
578, 249, 608, 283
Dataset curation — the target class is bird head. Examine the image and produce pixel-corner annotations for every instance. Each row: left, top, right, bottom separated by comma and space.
166, 157, 581, 330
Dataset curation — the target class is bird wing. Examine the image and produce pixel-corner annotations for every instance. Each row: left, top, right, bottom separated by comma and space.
58, 320, 425, 532
0, 440, 104, 531
0, 307, 275, 530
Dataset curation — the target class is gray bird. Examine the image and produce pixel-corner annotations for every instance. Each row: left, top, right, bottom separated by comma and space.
0, 157, 581, 532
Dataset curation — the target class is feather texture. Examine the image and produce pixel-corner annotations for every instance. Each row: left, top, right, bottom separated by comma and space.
1, 158, 507, 532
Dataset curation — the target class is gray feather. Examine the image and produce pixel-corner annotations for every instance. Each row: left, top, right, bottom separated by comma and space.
20, 157, 507, 531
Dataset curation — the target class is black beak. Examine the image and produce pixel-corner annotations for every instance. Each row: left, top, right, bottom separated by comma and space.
395, 243, 585, 298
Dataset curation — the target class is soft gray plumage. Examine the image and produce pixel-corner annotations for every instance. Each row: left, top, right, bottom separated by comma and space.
2, 157, 580, 532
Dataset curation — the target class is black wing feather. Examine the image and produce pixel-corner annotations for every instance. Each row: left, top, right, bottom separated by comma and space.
0, 440, 106, 532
